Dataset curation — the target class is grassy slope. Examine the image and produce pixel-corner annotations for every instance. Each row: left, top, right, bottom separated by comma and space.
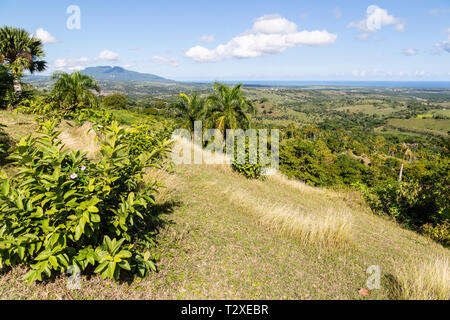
0, 111, 449, 300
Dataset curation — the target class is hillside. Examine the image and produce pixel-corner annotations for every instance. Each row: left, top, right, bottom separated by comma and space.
81, 66, 172, 82
0, 110, 448, 300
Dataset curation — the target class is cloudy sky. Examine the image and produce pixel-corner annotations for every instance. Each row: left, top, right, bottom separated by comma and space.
1, 0, 449, 81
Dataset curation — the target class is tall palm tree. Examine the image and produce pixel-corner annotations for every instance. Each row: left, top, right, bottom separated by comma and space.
51, 71, 100, 111
0, 64, 13, 109
171, 92, 207, 140
398, 143, 413, 183
0, 26, 47, 96
206, 83, 255, 139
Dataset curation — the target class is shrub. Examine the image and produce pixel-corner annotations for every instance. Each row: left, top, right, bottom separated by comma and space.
125, 120, 175, 160
279, 139, 336, 186
0, 120, 168, 283
17, 98, 116, 127
356, 160, 450, 246
0, 123, 6, 156
231, 138, 265, 180
421, 222, 450, 247
0, 64, 13, 110
17, 98, 58, 117
102, 93, 128, 110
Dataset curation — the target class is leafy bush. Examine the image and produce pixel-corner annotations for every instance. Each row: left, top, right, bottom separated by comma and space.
102, 93, 128, 110
17, 98, 58, 117
0, 120, 168, 283
0, 123, 6, 156
231, 139, 265, 180
356, 159, 449, 246
279, 139, 337, 186
232, 161, 263, 179
125, 120, 175, 160
421, 222, 449, 247
17, 98, 116, 127
0, 64, 14, 110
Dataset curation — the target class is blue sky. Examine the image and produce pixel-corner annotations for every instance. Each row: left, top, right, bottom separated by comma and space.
1, 0, 449, 81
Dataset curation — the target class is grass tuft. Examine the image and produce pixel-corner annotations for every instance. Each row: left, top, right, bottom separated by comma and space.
225, 187, 352, 248
391, 256, 450, 300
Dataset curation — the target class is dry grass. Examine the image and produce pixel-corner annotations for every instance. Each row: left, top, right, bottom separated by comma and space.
144, 166, 179, 202
172, 136, 232, 174
225, 186, 352, 248
268, 172, 327, 195
391, 256, 450, 300
59, 121, 99, 159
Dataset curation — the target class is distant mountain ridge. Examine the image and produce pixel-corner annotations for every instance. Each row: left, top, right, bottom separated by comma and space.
81, 66, 172, 82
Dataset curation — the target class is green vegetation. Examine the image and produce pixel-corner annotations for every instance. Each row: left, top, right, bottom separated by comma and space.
102, 93, 128, 110
0, 120, 172, 283
171, 92, 207, 138
0, 26, 46, 97
206, 83, 254, 138
0, 27, 449, 299
51, 71, 100, 112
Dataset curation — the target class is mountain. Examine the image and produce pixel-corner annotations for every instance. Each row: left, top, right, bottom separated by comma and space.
80, 66, 172, 82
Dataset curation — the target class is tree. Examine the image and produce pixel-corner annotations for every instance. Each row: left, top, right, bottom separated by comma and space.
171, 92, 207, 140
0, 64, 13, 109
0, 26, 47, 97
51, 71, 100, 111
102, 93, 128, 109
206, 83, 255, 139
398, 143, 413, 183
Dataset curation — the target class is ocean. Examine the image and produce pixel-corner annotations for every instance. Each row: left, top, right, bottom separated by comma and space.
218, 81, 450, 88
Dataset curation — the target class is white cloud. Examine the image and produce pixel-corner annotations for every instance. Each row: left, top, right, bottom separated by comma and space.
152, 55, 179, 67
53, 57, 90, 71
434, 30, 450, 54
348, 5, 405, 34
198, 35, 215, 43
253, 14, 298, 34
95, 50, 120, 61
186, 14, 337, 62
34, 28, 57, 44
402, 48, 418, 56
352, 70, 366, 77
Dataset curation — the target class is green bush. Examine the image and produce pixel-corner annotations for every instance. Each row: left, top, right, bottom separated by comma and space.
356, 159, 450, 246
231, 139, 265, 180
17, 98, 116, 127
421, 222, 449, 247
125, 120, 175, 160
232, 161, 263, 179
0, 123, 6, 156
279, 139, 337, 186
102, 93, 128, 110
0, 65, 13, 110
0, 120, 167, 283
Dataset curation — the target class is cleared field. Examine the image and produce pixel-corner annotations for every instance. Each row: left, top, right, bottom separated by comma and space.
387, 118, 450, 136
335, 104, 401, 116
431, 109, 450, 118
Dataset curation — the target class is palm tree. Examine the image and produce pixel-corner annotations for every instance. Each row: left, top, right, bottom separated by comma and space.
171, 92, 207, 140
0, 26, 47, 96
398, 143, 413, 183
206, 83, 255, 139
51, 71, 100, 111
